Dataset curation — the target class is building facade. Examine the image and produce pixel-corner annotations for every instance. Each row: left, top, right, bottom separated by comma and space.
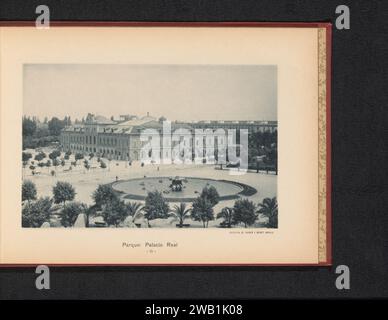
60, 114, 277, 162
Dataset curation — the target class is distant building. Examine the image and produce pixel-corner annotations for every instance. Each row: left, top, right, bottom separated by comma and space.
60, 114, 277, 161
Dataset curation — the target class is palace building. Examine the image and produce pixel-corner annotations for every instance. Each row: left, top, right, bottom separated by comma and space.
60, 113, 277, 161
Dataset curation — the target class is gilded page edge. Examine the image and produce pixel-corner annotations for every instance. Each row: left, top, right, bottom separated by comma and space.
318, 27, 328, 263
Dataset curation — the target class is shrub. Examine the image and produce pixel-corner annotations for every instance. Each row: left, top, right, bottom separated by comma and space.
101, 198, 127, 227
232, 199, 257, 228
143, 191, 169, 223
61, 202, 87, 227
22, 197, 52, 227
22, 180, 37, 202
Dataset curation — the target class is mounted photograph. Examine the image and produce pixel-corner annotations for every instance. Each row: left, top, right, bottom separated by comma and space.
22, 64, 278, 229
0, 24, 330, 265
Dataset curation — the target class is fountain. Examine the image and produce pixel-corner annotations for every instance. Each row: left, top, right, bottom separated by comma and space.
112, 176, 256, 202
170, 176, 183, 192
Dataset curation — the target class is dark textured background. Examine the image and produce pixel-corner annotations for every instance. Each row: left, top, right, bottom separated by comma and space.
0, 0, 387, 299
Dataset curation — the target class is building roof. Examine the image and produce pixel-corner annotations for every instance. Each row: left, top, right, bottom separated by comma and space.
61, 114, 277, 134
117, 117, 157, 127
86, 114, 116, 125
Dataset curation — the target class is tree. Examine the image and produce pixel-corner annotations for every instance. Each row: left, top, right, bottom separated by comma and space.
200, 186, 220, 206
92, 184, 118, 209
52, 181, 75, 207
49, 149, 61, 160
89, 153, 94, 160
257, 197, 278, 228
102, 198, 127, 227
83, 159, 90, 171
22, 116, 37, 136
64, 151, 71, 160
191, 196, 214, 228
48, 117, 65, 136
143, 191, 169, 226
232, 199, 257, 228
34, 152, 46, 162
217, 207, 234, 228
170, 203, 191, 227
61, 202, 87, 227
52, 158, 60, 167
63, 115, 72, 126
100, 161, 107, 169
190, 186, 219, 228
22, 152, 32, 163
22, 197, 52, 227
75, 153, 84, 163
22, 180, 37, 203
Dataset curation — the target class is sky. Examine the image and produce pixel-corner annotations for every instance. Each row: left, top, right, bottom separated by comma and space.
23, 64, 277, 122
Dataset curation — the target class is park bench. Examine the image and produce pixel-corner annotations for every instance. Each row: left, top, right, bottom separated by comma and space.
176, 224, 191, 228
94, 221, 107, 227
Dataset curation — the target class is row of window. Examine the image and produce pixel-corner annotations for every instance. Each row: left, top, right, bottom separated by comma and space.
70, 145, 97, 153
67, 144, 132, 159
63, 134, 130, 147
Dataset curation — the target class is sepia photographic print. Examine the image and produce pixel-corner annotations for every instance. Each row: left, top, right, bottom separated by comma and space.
22, 64, 278, 229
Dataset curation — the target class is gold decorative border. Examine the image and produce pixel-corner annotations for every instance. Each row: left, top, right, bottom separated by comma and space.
318, 27, 328, 263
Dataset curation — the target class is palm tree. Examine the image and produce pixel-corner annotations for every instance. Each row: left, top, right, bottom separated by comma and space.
126, 202, 144, 221
170, 203, 191, 227
217, 207, 234, 228
257, 197, 278, 228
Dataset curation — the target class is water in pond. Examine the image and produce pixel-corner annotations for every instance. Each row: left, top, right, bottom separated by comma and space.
112, 177, 244, 201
